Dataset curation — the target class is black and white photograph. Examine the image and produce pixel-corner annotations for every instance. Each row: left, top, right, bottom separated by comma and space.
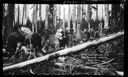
2, 2, 124, 75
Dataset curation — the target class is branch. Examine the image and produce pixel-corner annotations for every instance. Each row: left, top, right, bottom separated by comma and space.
3, 31, 124, 71
54, 62, 124, 76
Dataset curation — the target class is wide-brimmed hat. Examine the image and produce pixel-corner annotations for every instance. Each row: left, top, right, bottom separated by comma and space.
21, 27, 33, 36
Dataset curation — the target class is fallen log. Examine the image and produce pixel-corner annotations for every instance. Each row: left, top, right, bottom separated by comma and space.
54, 63, 124, 76
3, 31, 124, 72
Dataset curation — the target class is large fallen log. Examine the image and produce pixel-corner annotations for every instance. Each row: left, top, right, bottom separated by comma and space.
3, 31, 124, 71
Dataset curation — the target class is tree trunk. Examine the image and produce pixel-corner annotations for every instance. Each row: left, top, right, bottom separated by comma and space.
72, 5, 77, 32
7, 4, 14, 37
22, 4, 25, 25
75, 5, 77, 32
18, 4, 20, 24
63, 7, 65, 33
45, 5, 49, 29
3, 31, 124, 71
39, 4, 42, 31
104, 4, 109, 29
68, 5, 71, 30
23, 4, 27, 26
112, 4, 118, 23
96, 4, 98, 20
35, 5, 38, 33
76, 5, 81, 40
32, 4, 38, 33
81, 5, 83, 19
32, 5, 35, 33
59, 5, 61, 20
99, 5, 104, 37
24, 4, 27, 25
3, 4, 7, 45
53, 5, 57, 30
87, 4, 91, 31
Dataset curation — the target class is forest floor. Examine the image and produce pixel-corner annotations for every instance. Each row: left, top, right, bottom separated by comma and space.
3, 31, 124, 75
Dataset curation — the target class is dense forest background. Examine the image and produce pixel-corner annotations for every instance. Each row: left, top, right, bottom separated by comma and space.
2, 4, 124, 44
3, 4, 124, 75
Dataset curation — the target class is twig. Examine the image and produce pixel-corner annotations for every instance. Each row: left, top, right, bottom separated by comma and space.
96, 58, 115, 66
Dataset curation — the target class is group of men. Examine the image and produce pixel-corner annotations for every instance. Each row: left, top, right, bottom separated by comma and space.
3, 22, 95, 60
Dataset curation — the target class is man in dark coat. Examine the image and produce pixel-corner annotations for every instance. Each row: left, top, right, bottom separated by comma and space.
6, 24, 25, 57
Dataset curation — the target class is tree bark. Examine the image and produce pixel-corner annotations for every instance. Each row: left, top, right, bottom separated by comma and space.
53, 5, 57, 30
7, 4, 14, 37
68, 5, 71, 30
96, 4, 98, 20
32, 5, 35, 33
35, 5, 38, 33
87, 4, 91, 31
22, 4, 25, 25
45, 5, 49, 29
76, 5, 81, 40
39, 4, 42, 31
3, 31, 124, 71
104, 4, 109, 29
18, 4, 20, 24
63, 7, 65, 33
72, 5, 77, 32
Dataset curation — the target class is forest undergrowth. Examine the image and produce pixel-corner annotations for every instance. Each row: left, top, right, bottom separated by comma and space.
3, 35, 124, 75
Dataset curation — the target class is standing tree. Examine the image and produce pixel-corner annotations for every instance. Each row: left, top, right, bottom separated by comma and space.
45, 5, 49, 29
3, 4, 8, 45
63, 7, 66, 33
22, 4, 26, 25
59, 5, 61, 21
38, 4, 42, 33
53, 5, 57, 30
104, 4, 109, 29
99, 5, 104, 37
17, 4, 20, 24
32, 4, 38, 33
91, 4, 99, 31
68, 5, 71, 30
75, 4, 82, 41
7, 4, 15, 37
96, 4, 98, 21
95, 4, 99, 30
87, 4, 92, 31
32, 5, 35, 33
49, 4, 54, 30
35, 4, 38, 33
111, 4, 124, 32
72, 4, 77, 32
112, 4, 119, 24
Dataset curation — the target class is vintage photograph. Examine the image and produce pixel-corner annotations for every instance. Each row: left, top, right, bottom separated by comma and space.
3, 4, 124, 75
